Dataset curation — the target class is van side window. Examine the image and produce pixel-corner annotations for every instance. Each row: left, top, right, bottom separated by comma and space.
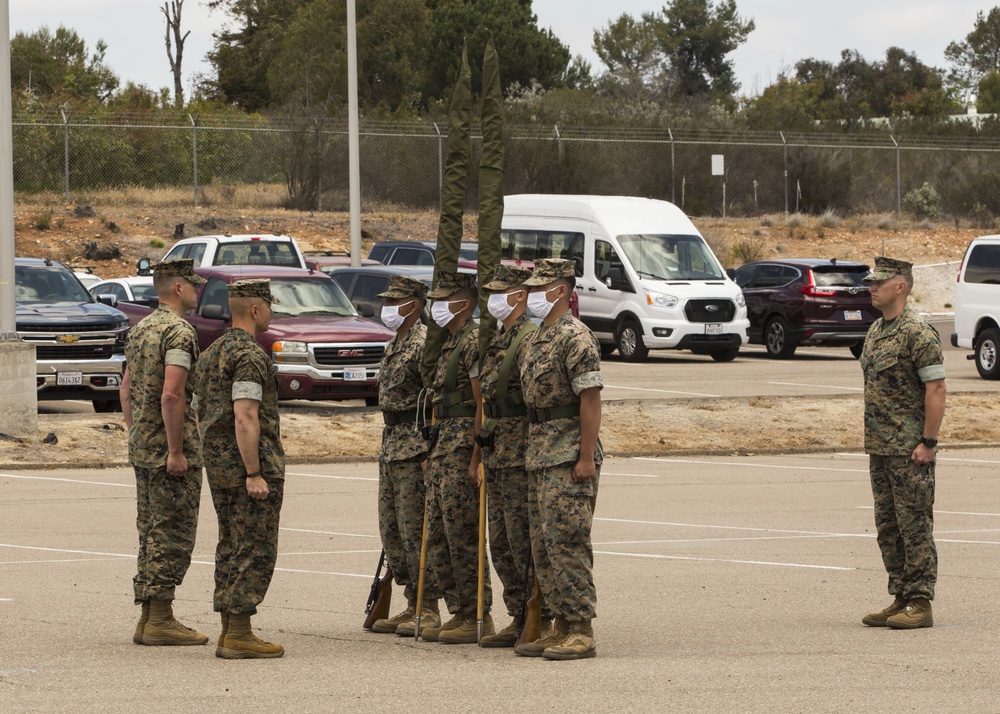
594, 240, 627, 285
502, 230, 584, 273
966, 245, 1000, 284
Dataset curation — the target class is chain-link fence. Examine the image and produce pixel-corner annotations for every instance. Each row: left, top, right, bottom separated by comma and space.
13, 110, 1000, 219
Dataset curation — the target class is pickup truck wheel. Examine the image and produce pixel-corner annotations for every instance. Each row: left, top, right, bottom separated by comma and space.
709, 347, 739, 362
764, 316, 796, 359
364, 397, 379, 407
849, 342, 864, 359
975, 327, 1000, 380
93, 399, 121, 413
616, 319, 648, 362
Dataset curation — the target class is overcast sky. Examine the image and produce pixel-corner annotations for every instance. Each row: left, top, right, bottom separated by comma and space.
7, 0, 992, 100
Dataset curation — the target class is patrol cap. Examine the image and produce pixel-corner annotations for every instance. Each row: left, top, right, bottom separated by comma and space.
427, 270, 477, 299
523, 258, 575, 287
481, 264, 532, 294
377, 274, 428, 300
228, 278, 281, 304
863, 256, 914, 282
152, 258, 206, 284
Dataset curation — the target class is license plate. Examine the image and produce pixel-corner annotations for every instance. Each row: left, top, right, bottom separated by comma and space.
343, 368, 367, 381
57, 371, 83, 386
845, 310, 862, 321
705, 324, 722, 335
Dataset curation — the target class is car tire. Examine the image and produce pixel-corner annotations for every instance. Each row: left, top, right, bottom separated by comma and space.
93, 399, 122, 413
600, 343, 617, 359
364, 397, 379, 407
709, 347, 740, 362
764, 316, 796, 359
975, 327, 1000, 380
616, 319, 648, 362
849, 342, 864, 359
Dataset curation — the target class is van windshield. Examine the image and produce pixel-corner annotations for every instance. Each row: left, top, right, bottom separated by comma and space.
617, 234, 724, 281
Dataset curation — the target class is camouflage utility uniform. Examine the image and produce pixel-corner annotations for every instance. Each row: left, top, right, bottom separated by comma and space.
126, 304, 203, 604
862, 305, 945, 601
480, 312, 536, 618
521, 310, 603, 622
425, 321, 492, 617
377, 321, 438, 602
196, 327, 285, 615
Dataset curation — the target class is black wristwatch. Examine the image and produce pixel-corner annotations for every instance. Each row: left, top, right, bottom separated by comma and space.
919, 437, 938, 449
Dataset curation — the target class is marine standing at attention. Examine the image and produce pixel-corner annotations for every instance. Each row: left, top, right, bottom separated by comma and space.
518, 258, 603, 660
121, 258, 209, 647
370, 274, 442, 637
195, 278, 287, 658
860, 256, 946, 630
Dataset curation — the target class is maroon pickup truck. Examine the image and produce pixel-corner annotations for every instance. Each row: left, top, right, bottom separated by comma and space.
118, 266, 395, 403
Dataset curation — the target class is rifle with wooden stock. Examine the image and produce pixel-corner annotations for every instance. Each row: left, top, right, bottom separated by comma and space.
515, 555, 542, 646
362, 549, 392, 631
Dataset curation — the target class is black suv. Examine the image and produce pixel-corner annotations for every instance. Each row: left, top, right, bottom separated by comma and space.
326, 265, 434, 322
730, 259, 880, 359
367, 240, 479, 267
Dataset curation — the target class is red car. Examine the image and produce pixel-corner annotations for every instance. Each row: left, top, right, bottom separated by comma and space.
119, 266, 394, 403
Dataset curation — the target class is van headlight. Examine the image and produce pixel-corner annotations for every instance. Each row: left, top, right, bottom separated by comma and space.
272, 340, 308, 363
644, 289, 678, 309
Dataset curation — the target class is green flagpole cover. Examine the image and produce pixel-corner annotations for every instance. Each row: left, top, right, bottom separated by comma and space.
477, 34, 504, 367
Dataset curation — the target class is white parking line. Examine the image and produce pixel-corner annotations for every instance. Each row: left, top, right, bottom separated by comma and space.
841, 453, 1000, 465
604, 384, 721, 398
0, 473, 134, 488
595, 550, 854, 571
594, 534, 848, 545
635, 457, 868, 474
601, 472, 660, 479
595, 516, 868, 538
286, 471, 378, 482
280, 527, 380, 538
769, 381, 863, 392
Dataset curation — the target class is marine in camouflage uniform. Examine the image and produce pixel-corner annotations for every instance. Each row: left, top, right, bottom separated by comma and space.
122, 257, 209, 646
421, 271, 494, 643
195, 279, 286, 658
860, 257, 946, 630
370, 275, 442, 636
477, 264, 536, 647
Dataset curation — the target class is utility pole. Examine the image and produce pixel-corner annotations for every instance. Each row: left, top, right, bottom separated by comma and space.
347, 0, 361, 267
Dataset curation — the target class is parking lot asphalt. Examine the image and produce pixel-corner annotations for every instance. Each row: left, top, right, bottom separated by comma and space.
4, 449, 1000, 713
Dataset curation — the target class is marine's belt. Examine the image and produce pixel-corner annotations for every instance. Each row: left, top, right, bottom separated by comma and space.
483, 391, 528, 419
382, 408, 427, 426
526, 404, 580, 423
433, 403, 476, 419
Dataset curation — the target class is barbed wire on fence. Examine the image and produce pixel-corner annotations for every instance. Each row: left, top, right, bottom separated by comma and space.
12, 111, 1000, 221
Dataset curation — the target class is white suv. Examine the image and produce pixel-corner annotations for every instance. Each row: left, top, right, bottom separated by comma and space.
162, 234, 306, 269
953, 234, 1000, 379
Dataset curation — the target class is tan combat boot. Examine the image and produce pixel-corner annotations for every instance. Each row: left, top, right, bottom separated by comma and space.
542, 620, 596, 660
886, 598, 933, 629
514, 617, 563, 657
371, 599, 416, 634
438, 613, 494, 644
217, 613, 284, 659
141, 599, 210, 646
862, 596, 908, 627
215, 612, 230, 657
479, 619, 518, 648
396, 599, 440, 637
420, 613, 464, 642
133, 601, 149, 645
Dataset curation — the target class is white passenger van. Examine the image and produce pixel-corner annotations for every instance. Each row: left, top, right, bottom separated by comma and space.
952, 234, 1000, 379
501, 194, 749, 361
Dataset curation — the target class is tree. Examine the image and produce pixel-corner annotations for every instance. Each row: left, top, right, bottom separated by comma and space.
162, 0, 190, 108
10, 26, 119, 103
978, 70, 1000, 113
945, 8, 1000, 97
592, 13, 667, 102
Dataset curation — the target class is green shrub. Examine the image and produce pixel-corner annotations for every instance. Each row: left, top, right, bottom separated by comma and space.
149, 238, 165, 248
33, 210, 52, 230
902, 183, 941, 220
730, 236, 768, 264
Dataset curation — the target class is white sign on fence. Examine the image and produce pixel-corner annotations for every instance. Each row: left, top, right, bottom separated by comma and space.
711, 154, 724, 176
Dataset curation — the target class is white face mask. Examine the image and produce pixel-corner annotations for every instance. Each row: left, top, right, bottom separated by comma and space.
380, 300, 413, 331
527, 287, 560, 320
487, 291, 522, 322
431, 299, 461, 328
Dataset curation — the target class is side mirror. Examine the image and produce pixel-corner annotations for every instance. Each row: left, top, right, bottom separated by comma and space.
357, 303, 375, 317
96, 294, 119, 307
202, 304, 230, 321
606, 267, 624, 291
136, 257, 152, 277
726, 268, 736, 280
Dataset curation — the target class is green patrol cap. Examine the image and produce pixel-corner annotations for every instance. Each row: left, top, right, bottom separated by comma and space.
427, 270, 477, 299
377, 274, 428, 300
482, 264, 532, 294
863, 256, 913, 282
228, 278, 281, 304
523, 258, 575, 287
152, 258, 206, 284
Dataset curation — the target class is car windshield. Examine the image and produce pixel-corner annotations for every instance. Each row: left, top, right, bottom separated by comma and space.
214, 241, 301, 267
131, 284, 158, 300
15, 265, 93, 305
617, 234, 724, 280
268, 278, 356, 317
812, 267, 868, 288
